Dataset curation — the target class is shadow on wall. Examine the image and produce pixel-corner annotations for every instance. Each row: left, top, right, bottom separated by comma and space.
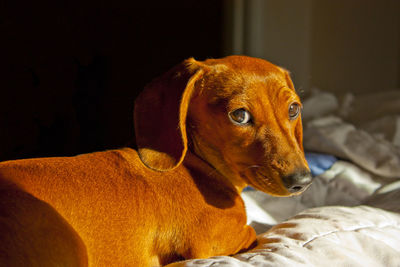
0, 0, 224, 161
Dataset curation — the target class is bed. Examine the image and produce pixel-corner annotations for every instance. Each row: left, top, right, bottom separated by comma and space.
171, 90, 400, 266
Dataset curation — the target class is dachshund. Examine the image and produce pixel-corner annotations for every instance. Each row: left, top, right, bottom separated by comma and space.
0, 55, 311, 266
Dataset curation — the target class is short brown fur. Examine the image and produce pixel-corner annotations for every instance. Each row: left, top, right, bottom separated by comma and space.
0, 56, 310, 266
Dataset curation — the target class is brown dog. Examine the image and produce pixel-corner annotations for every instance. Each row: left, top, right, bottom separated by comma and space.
0, 55, 311, 266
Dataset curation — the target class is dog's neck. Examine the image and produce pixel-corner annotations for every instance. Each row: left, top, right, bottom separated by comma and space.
183, 151, 247, 194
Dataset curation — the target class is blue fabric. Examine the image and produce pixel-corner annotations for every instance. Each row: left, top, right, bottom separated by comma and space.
243, 186, 254, 192
305, 152, 337, 176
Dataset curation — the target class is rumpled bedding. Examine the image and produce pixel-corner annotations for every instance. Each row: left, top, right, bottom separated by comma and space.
173, 89, 400, 266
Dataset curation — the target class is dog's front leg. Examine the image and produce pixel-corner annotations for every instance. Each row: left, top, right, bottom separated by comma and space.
236, 225, 257, 253
166, 224, 256, 267
183, 218, 256, 259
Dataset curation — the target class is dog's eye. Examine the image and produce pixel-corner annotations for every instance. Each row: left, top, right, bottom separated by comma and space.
289, 103, 301, 120
229, 108, 252, 125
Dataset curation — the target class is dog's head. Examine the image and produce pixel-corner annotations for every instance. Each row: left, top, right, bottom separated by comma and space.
134, 55, 311, 196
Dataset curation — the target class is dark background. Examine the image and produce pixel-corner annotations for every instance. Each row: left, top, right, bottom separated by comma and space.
1, 1, 224, 161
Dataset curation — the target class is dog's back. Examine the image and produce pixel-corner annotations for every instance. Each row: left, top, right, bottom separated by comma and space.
1, 149, 155, 265
0, 149, 159, 266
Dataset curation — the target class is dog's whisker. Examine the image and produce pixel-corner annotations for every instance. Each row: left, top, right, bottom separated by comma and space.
207, 167, 220, 177
245, 165, 261, 170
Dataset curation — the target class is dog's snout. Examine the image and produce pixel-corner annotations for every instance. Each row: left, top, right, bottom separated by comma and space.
282, 171, 312, 193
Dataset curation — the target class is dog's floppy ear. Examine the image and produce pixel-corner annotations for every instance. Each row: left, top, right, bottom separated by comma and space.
134, 58, 206, 171
278, 67, 295, 91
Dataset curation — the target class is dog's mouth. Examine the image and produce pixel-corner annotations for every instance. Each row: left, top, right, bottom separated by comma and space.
240, 167, 291, 196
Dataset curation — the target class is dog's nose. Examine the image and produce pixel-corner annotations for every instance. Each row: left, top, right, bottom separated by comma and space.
282, 171, 312, 193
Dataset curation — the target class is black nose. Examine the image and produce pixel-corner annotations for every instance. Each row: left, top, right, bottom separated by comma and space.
282, 171, 312, 193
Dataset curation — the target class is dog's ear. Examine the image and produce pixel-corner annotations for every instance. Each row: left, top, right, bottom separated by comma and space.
278, 67, 295, 91
134, 58, 206, 171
